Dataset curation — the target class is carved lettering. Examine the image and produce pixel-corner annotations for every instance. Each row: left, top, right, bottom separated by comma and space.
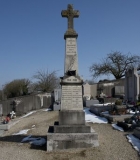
61, 85, 83, 110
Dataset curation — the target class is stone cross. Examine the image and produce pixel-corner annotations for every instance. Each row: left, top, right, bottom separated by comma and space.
61, 4, 79, 29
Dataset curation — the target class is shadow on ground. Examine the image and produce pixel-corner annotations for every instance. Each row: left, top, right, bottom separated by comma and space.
0, 135, 47, 151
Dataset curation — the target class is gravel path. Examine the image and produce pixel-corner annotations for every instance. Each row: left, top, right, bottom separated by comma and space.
0, 109, 139, 160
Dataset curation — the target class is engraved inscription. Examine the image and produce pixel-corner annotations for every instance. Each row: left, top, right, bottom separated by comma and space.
66, 77, 78, 82
66, 38, 77, 55
61, 85, 83, 110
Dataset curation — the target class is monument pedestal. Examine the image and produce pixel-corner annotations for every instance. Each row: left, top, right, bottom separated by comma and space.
47, 75, 99, 151
47, 110, 99, 151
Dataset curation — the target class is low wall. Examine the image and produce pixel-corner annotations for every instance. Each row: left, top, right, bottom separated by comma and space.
0, 93, 51, 116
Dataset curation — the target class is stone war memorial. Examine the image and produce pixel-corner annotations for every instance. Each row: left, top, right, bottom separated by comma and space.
47, 4, 99, 151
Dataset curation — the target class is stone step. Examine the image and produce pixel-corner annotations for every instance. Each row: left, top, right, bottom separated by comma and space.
53, 125, 91, 133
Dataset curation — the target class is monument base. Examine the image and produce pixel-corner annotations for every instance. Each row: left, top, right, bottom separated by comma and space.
47, 131, 99, 151
46, 110, 99, 151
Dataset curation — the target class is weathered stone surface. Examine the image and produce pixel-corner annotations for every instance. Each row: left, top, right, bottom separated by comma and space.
100, 112, 133, 123
61, 4, 79, 39
90, 104, 113, 115
64, 38, 78, 75
61, 85, 83, 110
53, 125, 91, 133
47, 132, 99, 151
59, 110, 85, 125
53, 103, 61, 111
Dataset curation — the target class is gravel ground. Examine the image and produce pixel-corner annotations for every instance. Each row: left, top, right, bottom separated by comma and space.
0, 109, 139, 160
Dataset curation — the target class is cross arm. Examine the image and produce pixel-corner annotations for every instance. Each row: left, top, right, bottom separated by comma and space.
73, 10, 79, 18
61, 10, 68, 18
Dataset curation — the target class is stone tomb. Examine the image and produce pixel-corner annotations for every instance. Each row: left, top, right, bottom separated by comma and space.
47, 4, 99, 151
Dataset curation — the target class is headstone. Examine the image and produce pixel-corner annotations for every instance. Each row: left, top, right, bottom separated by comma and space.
47, 4, 99, 151
125, 68, 139, 103
54, 89, 61, 102
83, 82, 91, 98
52, 89, 61, 110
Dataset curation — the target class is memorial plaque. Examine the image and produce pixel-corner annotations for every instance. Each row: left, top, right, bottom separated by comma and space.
65, 37, 78, 75
62, 76, 82, 83
66, 38, 77, 55
61, 85, 83, 110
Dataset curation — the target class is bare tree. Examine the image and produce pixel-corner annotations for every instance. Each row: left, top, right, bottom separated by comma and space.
32, 70, 59, 92
90, 51, 140, 79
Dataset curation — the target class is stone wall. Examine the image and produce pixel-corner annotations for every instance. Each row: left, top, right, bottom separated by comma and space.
0, 93, 51, 116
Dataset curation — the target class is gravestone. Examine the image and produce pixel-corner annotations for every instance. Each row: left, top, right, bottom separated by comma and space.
47, 4, 99, 151
54, 89, 61, 102
125, 68, 139, 103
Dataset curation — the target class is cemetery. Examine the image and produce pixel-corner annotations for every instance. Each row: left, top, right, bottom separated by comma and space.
0, 3, 140, 160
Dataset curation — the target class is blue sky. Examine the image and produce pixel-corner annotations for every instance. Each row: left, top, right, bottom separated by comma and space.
0, 0, 140, 88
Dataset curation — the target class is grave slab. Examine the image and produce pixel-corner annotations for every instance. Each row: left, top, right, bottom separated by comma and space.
100, 113, 133, 123
90, 104, 113, 115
